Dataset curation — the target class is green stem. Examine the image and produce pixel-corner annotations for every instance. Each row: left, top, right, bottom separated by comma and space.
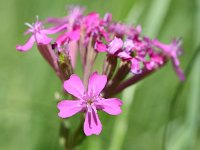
69, 115, 86, 148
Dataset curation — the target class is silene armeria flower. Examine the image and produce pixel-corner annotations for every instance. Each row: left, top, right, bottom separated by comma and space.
57, 72, 122, 136
16, 16, 67, 52
95, 36, 163, 74
16, 5, 185, 141
153, 39, 185, 80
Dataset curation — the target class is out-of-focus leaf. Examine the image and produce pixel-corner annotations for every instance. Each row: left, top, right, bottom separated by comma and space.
166, 48, 200, 150
164, 0, 200, 149
108, 85, 137, 150
143, 0, 171, 37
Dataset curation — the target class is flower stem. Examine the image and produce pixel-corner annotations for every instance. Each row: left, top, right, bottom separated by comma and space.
37, 44, 64, 81
112, 59, 168, 96
103, 61, 130, 98
70, 116, 85, 147
83, 37, 97, 87
62, 115, 85, 150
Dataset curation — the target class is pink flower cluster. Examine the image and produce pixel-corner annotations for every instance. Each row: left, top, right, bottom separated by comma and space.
16, 6, 185, 136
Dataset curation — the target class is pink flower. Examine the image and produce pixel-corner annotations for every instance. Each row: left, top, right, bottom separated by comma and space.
153, 39, 185, 80
46, 6, 84, 28
56, 28, 80, 47
107, 37, 123, 54
83, 12, 110, 45
94, 40, 107, 52
84, 13, 101, 28
131, 58, 142, 74
67, 5, 85, 28
57, 72, 123, 136
145, 54, 164, 70
95, 37, 145, 74
108, 22, 141, 38
95, 37, 123, 54
16, 17, 67, 52
103, 13, 112, 24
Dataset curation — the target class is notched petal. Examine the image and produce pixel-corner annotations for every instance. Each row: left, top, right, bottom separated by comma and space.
64, 74, 85, 99
100, 98, 123, 115
16, 36, 35, 52
88, 72, 107, 96
84, 107, 102, 136
57, 100, 83, 118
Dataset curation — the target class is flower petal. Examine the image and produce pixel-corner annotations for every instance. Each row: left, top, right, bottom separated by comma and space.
16, 35, 35, 52
35, 33, 52, 44
171, 53, 180, 66
145, 61, 155, 70
117, 51, 131, 59
172, 60, 185, 81
103, 13, 112, 23
108, 37, 123, 54
131, 58, 142, 74
46, 17, 67, 25
84, 12, 100, 27
42, 24, 67, 34
84, 107, 102, 136
56, 33, 68, 46
88, 72, 107, 96
64, 74, 85, 99
153, 39, 170, 53
124, 39, 134, 52
100, 98, 123, 115
57, 100, 83, 118
68, 29, 80, 41
94, 41, 107, 52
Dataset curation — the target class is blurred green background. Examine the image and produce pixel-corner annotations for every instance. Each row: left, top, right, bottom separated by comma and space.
0, 0, 199, 150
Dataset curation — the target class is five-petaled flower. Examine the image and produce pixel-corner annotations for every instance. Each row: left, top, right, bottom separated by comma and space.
16, 16, 67, 52
153, 39, 185, 80
57, 72, 123, 136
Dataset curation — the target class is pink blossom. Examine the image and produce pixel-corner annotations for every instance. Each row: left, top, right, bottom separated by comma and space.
56, 28, 80, 47
16, 17, 67, 52
67, 5, 85, 28
123, 39, 135, 52
107, 37, 123, 54
131, 58, 142, 74
95, 37, 123, 54
145, 54, 164, 70
46, 16, 68, 26
103, 13, 112, 24
108, 22, 141, 38
117, 39, 135, 59
95, 37, 145, 74
153, 39, 185, 80
57, 72, 123, 136
94, 40, 107, 52
83, 12, 110, 45
46, 6, 85, 27
117, 38, 166, 73
17, 6, 186, 137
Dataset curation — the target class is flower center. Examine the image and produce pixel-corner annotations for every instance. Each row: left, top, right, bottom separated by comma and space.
87, 99, 93, 105
130, 50, 136, 57
34, 24, 41, 32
